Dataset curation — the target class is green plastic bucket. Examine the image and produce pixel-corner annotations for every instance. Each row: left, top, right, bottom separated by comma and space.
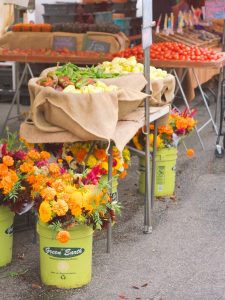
37, 221, 93, 288
139, 147, 177, 197
0, 206, 14, 267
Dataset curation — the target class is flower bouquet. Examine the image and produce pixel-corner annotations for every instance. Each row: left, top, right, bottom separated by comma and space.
131, 109, 196, 197
17, 144, 121, 288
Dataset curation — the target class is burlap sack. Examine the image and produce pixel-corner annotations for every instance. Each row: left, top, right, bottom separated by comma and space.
20, 105, 170, 152
27, 73, 148, 142
0, 31, 128, 53
150, 74, 175, 106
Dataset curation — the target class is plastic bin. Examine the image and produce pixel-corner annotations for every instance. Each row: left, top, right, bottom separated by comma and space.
43, 14, 76, 24
42, 3, 77, 15
113, 17, 132, 35
139, 147, 177, 197
37, 221, 93, 288
0, 206, 14, 267
94, 12, 113, 24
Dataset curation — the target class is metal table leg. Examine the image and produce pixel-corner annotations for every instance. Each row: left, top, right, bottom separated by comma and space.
172, 69, 205, 150
1, 63, 34, 136
107, 142, 113, 253
151, 120, 158, 208
215, 70, 223, 123
15, 62, 20, 117
192, 68, 218, 135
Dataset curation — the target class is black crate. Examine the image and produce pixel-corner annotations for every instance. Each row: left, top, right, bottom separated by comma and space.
112, 1, 136, 11
43, 14, 76, 24
77, 2, 113, 14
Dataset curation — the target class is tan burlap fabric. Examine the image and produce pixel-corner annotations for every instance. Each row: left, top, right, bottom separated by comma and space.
150, 74, 175, 106
25, 73, 148, 144
0, 31, 128, 53
20, 106, 170, 151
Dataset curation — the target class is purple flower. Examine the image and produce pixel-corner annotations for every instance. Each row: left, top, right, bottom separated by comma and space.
176, 128, 186, 135
36, 160, 48, 167
60, 167, 66, 174
14, 150, 26, 161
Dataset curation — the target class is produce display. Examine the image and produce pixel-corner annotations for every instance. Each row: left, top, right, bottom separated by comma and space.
113, 42, 223, 62
12, 23, 52, 32
99, 56, 144, 74
37, 58, 170, 92
100, 57, 168, 79
37, 64, 119, 93
0, 48, 112, 59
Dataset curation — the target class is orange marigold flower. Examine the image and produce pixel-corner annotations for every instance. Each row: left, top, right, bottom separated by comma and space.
56, 230, 70, 243
48, 163, 60, 174
95, 149, 107, 161
2, 155, 14, 167
65, 155, 73, 163
52, 200, 68, 216
186, 148, 195, 157
20, 162, 34, 173
39, 201, 52, 223
40, 151, 51, 160
51, 180, 64, 193
176, 119, 188, 130
123, 162, 129, 169
119, 170, 127, 179
26, 174, 36, 185
0, 163, 8, 177
28, 149, 41, 160
76, 148, 87, 163
40, 187, 56, 201
58, 159, 63, 163
0, 170, 18, 194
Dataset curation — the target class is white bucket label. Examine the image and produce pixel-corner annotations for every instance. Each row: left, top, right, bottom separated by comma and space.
156, 166, 165, 184
44, 247, 84, 258
5, 225, 14, 235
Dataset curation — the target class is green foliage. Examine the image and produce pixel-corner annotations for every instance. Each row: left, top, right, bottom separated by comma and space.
55, 63, 119, 83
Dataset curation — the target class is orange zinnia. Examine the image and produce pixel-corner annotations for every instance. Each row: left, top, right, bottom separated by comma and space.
56, 230, 70, 243
28, 149, 41, 160
40, 187, 56, 201
2, 155, 14, 167
40, 151, 51, 160
65, 155, 73, 163
186, 148, 195, 157
119, 170, 127, 179
52, 200, 68, 216
76, 148, 87, 163
0, 163, 8, 177
48, 163, 60, 174
20, 162, 34, 173
95, 149, 107, 161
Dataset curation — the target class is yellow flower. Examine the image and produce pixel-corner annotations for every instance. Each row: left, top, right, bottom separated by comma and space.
122, 147, 130, 162
40, 187, 56, 201
28, 149, 41, 160
113, 157, 123, 170
39, 201, 52, 223
40, 151, 51, 160
52, 200, 68, 216
48, 163, 60, 174
101, 161, 108, 171
65, 155, 73, 163
86, 155, 97, 168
